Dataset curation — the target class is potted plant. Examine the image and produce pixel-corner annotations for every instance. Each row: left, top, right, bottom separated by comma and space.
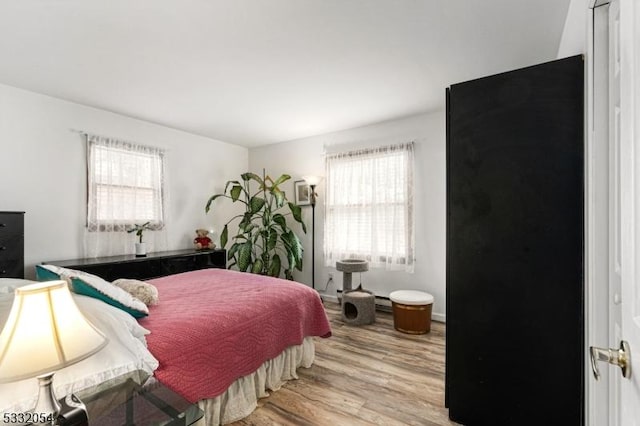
127, 221, 152, 257
206, 171, 306, 279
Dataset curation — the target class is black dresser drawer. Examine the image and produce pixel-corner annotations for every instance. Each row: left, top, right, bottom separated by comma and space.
77, 261, 163, 281
0, 233, 23, 258
0, 212, 24, 279
162, 256, 198, 276
0, 213, 24, 236
0, 260, 23, 278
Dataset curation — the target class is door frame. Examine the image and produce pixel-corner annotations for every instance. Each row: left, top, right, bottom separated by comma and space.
586, 1, 612, 425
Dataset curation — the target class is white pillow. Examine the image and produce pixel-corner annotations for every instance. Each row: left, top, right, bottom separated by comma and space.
0, 278, 37, 294
37, 264, 148, 318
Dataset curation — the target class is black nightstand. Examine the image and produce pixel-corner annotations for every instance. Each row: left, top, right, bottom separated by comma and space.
79, 378, 203, 426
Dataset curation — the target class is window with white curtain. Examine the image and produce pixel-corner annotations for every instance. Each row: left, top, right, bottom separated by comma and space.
324, 142, 415, 272
85, 134, 167, 257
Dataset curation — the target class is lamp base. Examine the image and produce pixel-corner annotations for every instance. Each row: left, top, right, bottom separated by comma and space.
32, 372, 61, 425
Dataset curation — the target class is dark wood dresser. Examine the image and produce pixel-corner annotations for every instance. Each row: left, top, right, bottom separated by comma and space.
44, 249, 226, 281
0, 211, 25, 279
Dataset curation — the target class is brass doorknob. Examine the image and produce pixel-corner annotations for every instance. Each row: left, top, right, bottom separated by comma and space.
590, 341, 631, 380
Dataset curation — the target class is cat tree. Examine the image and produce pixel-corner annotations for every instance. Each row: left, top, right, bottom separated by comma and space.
336, 259, 374, 325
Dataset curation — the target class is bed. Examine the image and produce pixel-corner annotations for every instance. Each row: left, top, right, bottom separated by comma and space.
142, 268, 332, 424
0, 268, 331, 425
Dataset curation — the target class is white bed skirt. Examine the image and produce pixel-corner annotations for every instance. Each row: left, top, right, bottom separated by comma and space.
195, 337, 315, 425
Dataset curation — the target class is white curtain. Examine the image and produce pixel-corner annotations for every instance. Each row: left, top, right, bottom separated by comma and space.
324, 142, 415, 272
84, 134, 168, 258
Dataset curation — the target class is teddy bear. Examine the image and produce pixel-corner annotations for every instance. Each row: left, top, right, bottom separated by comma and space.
194, 228, 216, 250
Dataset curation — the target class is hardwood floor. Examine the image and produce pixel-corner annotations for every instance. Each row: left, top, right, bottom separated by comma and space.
233, 302, 459, 426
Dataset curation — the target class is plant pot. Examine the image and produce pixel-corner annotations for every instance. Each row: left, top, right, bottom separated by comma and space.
135, 242, 147, 257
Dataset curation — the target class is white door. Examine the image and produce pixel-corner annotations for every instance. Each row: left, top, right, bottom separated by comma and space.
616, 0, 640, 422
589, 0, 640, 424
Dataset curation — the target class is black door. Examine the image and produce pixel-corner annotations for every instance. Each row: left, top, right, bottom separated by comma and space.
445, 55, 584, 425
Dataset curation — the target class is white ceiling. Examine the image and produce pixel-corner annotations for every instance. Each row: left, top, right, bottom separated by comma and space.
0, 0, 570, 147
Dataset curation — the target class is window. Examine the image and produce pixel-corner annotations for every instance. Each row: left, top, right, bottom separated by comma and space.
87, 135, 165, 231
324, 142, 415, 272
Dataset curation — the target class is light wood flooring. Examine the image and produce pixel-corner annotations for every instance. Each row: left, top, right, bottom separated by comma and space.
232, 302, 459, 426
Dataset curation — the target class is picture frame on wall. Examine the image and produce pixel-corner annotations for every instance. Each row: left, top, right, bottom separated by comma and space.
294, 180, 311, 206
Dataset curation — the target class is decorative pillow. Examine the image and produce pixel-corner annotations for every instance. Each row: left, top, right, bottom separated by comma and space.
113, 279, 159, 306
35, 264, 149, 318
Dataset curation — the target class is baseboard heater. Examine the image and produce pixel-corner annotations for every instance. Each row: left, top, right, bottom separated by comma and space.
335, 289, 393, 312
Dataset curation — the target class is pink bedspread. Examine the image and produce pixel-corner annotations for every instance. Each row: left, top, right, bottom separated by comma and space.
139, 268, 331, 403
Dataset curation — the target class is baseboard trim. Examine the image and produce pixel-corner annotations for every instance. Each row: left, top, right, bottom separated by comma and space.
432, 313, 446, 323
320, 294, 339, 304
321, 290, 446, 323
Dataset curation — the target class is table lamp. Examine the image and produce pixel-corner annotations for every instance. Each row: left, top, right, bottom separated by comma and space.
0, 281, 107, 424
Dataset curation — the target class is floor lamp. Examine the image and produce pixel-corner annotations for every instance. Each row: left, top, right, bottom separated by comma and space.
302, 175, 323, 290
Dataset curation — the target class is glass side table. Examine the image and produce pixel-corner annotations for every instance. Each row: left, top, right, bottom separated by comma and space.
79, 378, 203, 426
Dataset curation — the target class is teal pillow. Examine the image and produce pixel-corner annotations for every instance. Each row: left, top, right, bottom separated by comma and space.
34, 263, 148, 319
71, 278, 148, 319
36, 264, 61, 281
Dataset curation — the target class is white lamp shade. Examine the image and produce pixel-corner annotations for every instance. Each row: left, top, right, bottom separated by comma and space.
0, 280, 107, 382
302, 175, 323, 186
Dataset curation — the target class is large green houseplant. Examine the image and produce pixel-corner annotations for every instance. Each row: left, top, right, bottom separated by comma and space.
205, 171, 306, 279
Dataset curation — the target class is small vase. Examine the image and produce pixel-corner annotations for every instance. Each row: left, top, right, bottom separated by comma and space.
135, 242, 147, 257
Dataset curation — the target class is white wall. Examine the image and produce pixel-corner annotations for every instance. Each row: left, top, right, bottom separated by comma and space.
0, 84, 248, 278
249, 112, 446, 320
557, 0, 589, 58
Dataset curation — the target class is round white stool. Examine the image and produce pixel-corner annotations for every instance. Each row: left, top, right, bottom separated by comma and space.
389, 290, 434, 334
